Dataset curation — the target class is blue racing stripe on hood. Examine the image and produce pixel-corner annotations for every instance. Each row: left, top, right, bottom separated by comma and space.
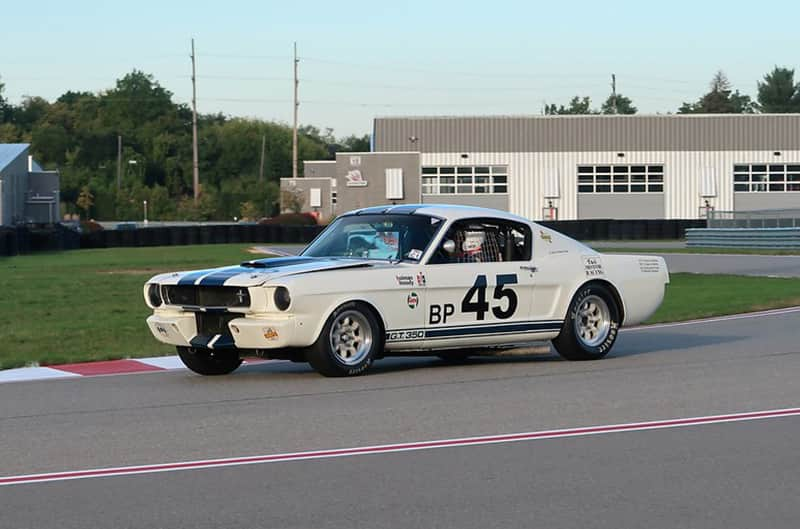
197, 266, 255, 286
177, 269, 215, 285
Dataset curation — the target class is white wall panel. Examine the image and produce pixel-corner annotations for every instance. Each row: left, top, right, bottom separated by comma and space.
421, 151, 800, 220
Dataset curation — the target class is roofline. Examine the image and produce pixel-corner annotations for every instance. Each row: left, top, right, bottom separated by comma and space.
374, 113, 800, 121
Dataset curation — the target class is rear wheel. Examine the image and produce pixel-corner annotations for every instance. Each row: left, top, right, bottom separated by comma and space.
306, 302, 382, 377
177, 346, 242, 375
552, 284, 621, 361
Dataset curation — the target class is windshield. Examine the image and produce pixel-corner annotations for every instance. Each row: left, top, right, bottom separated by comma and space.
301, 214, 444, 262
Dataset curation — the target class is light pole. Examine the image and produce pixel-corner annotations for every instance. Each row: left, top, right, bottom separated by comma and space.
143, 200, 148, 225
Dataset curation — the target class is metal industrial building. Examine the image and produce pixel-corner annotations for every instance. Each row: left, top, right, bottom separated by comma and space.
281, 114, 800, 221
0, 144, 60, 226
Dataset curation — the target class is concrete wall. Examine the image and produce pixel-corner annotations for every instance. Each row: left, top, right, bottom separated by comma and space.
333, 152, 420, 214
577, 194, 665, 219
303, 160, 336, 179
280, 177, 335, 220
422, 193, 509, 210
734, 193, 800, 211
0, 152, 29, 226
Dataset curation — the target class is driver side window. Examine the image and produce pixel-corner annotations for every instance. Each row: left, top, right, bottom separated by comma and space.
429, 218, 532, 264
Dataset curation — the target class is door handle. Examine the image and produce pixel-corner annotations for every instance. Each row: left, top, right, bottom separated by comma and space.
520, 265, 538, 272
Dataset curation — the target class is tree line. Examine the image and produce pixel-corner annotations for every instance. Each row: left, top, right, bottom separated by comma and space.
544, 67, 800, 115
0, 70, 368, 221
1, 66, 799, 221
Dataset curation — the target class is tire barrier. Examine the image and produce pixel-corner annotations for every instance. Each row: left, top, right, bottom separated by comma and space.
1, 220, 705, 256
686, 227, 800, 248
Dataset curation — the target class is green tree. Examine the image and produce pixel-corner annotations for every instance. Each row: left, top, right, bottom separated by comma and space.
544, 96, 597, 115
678, 71, 756, 114
239, 201, 259, 221
76, 186, 94, 219
0, 76, 12, 123
757, 67, 800, 113
601, 93, 637, 114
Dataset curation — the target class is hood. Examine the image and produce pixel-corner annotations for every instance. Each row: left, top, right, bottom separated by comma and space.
150, 256, 382, 288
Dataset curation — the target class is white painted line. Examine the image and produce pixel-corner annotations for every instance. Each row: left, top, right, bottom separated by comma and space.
2, 407, 798, 487
0, 367, 81, 383
624, 306, 800, 332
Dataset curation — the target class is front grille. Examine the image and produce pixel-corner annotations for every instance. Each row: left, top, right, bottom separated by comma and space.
163, 286, 250, 308
196, 312, 239, 336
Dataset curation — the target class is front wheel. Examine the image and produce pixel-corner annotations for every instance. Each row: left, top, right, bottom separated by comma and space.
177, 346, 242, 375
552, 284, 621, 361
306, 302, 382, 377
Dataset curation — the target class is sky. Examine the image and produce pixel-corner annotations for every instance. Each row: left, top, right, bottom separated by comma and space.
1, 0, 799, 136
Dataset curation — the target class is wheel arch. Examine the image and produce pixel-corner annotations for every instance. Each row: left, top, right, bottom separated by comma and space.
314, 298, 387, 348
569, 279, 626, 325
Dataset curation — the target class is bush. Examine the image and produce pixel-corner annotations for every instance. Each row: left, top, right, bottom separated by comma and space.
258, 212, 318, 225
80, 219, 105, 233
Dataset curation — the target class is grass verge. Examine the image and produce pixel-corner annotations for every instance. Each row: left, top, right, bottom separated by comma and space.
646, 273, 800, 323
0, 245, 259, 369
1, 246, 799, 369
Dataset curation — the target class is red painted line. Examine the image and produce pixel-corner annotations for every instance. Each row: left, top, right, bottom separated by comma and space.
53, 360, 165, 376
2, 407, 799, 487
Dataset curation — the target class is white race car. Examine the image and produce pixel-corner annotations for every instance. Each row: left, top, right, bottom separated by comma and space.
144, 205, 669, 377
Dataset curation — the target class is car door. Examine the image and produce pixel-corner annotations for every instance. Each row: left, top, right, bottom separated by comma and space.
422, 217, 538, 349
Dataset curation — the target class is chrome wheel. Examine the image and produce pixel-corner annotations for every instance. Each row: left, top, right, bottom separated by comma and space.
573, 294, 611, 347
329, 310, 373, 366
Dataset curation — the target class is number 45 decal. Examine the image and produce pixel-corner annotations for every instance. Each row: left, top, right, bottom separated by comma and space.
462, 274, 518, 320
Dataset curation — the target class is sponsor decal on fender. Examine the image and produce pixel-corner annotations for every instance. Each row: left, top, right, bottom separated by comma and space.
263, 327, 279, 341
407, 292, 419, 309
582, 256, 604, 277
396, 275, 414, 286
416, 272, 426, 286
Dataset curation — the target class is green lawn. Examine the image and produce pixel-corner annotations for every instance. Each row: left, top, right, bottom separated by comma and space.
647, 273, 800, 323
1, 246, 800, 369
0, 245, 259, 369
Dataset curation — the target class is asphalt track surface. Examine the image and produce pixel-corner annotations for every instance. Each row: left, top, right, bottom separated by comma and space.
1, 308, 799, 528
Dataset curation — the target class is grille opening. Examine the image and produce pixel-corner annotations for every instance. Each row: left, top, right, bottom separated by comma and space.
195, 313, 239, 337
164, 286, 250, 308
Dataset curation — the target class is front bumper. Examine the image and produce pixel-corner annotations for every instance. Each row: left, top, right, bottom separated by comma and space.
146, 311, 296, 349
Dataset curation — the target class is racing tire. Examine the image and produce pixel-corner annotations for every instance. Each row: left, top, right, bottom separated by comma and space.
306, 302, 382, 377
552, 283, 621, 361
177, 346, 243, 375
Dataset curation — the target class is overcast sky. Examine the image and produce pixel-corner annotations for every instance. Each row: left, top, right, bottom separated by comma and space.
2, 0, 799, 136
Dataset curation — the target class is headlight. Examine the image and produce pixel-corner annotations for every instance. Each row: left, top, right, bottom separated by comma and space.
147, 284, 163, 308
273, 287, 291, 311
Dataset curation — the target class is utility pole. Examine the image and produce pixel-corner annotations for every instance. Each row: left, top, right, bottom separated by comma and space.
116, 135, 122, 191
292, 42, 299, 180
259, 134, 266, 182
611, 73, 618, 115
191, 38, 200, 202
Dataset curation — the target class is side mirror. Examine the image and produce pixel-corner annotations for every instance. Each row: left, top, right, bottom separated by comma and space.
442, 239, 456, 254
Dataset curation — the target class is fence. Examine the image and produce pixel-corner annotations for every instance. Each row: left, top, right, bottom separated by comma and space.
1, 219, 706, 257
707, 209, 800, 229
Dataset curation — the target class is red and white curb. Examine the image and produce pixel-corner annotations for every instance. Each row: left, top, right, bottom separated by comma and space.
0, 357, 269, 384
1, 407, 798, 487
